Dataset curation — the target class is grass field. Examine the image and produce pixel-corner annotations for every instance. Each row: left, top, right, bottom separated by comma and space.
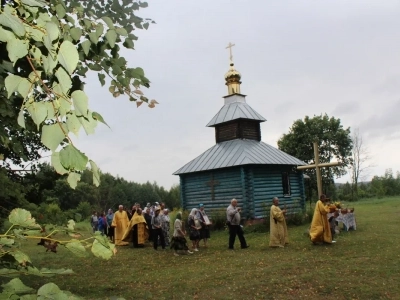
3, 197, 400, 299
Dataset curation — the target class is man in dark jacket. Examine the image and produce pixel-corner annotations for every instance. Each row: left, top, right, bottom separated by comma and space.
144, 207, 153, 243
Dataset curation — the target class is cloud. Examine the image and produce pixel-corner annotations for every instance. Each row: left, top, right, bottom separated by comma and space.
69, 0, 400, 188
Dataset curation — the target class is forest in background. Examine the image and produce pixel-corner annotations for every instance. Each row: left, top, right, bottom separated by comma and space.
2, 160, 400, 228
0, 163, 180, 226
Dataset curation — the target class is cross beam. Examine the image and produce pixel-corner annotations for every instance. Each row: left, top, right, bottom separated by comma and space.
225, 42, 235, 61
297, 141, 340, 197
206, 174, 220, 201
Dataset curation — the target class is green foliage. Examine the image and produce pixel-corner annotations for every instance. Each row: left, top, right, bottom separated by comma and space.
337, 169, 400, 201
209, 208, 227, 230
0, 208, 117, 298
75, 202, 91, 220
0, 0, 157, 187
278, 114, 352, 195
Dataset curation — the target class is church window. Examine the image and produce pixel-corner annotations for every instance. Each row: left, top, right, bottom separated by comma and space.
282, 172, 291, 196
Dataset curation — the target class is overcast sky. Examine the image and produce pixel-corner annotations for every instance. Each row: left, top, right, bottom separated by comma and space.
75, 0, 400, 189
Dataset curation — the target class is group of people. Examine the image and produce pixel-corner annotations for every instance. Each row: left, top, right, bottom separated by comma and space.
267, 193, 338, 248
90, 202, 212, 256
90, 194, 337, 256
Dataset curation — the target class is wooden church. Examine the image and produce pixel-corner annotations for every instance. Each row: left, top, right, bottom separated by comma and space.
173, 50, 307, 219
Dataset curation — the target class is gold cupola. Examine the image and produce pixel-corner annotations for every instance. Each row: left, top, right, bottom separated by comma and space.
224, 42, 241, 95
224, 62, 241, 95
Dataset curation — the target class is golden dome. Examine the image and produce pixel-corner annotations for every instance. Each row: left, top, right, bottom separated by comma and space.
225, 62, 241, 95
224, 62, 241, 80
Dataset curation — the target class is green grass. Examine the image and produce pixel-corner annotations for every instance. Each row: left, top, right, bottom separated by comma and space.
3, 197, 400, 299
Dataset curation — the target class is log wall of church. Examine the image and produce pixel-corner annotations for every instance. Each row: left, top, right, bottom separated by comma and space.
180, 167, 245, 214
249, 166, 305, 218
179, 165, 305, 220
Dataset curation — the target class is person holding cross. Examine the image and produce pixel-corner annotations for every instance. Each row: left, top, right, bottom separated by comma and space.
310, 194, 335, 244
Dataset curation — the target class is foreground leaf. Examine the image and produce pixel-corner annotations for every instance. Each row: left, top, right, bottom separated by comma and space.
67, 172, 81, 189
27, 102, 48, 129
9, 208, 40, 228
59, 145, 88, 171
37, 282, 64, 299
91, 239, 114, 260
5, 74, 25, 98
7, 38, 29, 62
71, 90, 88, 117
41, 124, 66, 151
0, 6, 25, 37
92, 111, 110, 128
1, 278, 35, 295
21, 0, 47, 7
9, 250, 32, 265
89, 160, 100, 187
65, 239, 88, 257
0, 237, 15, 246
58, 41, 79, 74
51, 152, 68, 175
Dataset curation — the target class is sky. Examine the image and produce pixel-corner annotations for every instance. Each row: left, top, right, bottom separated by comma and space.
76, 0, 400, 189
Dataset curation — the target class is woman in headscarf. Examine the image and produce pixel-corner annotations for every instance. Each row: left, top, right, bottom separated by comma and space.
188, 208, 201, 251
197, 204, 211, 248
170, 212, 193, 256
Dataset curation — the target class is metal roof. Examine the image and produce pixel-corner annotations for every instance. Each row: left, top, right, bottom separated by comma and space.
206, 94, 266, 127
173, 139, 306, 175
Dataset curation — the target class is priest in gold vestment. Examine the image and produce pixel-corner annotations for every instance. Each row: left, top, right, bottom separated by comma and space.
310, 194, 333, 244
121, 208, 148, 247
111, 205, 129, 246
269, 197, 289, 248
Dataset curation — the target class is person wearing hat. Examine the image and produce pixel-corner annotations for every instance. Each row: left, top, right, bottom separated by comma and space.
151, 207, 165, 250
196, 204, 211, 248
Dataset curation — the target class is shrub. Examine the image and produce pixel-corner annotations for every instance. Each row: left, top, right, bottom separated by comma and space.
244, 219, 268, 233
209, 208, 227, 231
286, 212, 307, 226
76, 201, 92, 220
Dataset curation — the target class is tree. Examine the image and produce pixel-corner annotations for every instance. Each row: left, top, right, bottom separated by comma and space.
165, 184, 181, 209
350, 128, 374, 199
278, 114, 352, 197
0, 0, 157, 188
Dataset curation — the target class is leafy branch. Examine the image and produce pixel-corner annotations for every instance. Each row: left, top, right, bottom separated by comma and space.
0, 0, 157, 188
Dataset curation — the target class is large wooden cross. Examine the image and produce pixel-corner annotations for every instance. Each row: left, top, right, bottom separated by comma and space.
297, 141, 341, 197
206, 174, 220, 201
226, 42, 235, 61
